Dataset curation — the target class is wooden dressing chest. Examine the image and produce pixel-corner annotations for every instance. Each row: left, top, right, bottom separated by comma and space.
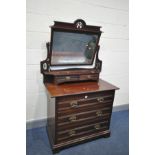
45, 80, 119, 153
40, 19, 119, 153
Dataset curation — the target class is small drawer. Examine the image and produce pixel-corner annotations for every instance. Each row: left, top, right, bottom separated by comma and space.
55, 75, 79, 83
79, 74, 98, 80
54, 74, 99, 84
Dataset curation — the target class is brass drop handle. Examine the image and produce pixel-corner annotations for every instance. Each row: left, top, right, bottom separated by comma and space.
65, 76, 71, 80
69, 130, 76, 137
96, 110, 103, 117
70, 101, 78, 108
97, 97, 104, 102
94, 124, 101, 130
69, 115, 77, 122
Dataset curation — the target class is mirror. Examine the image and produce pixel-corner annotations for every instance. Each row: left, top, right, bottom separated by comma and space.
51, 31, 98, 65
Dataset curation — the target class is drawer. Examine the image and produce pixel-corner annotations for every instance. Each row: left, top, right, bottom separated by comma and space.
55, 75, 79, 83
57, 122, 109, 143
58, 108, 111, 124
54, 74, 99, 84
57, 94, 113, 111
57, 114, 111, 131
57, 90, 114, 103
57, 101, 112, 117
79, 74, 99, 80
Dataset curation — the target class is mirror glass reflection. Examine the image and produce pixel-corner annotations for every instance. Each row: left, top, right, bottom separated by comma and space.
51, 31, 98, 65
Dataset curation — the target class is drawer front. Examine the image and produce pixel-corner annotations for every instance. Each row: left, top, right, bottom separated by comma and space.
57, 90, 114, 103
57, 95, 113, 111
55, 74, 99, 84
55, 75, 79, 83
58, 108, 111, 124
57, 112, 111, 131
57, 122, 109, 143
57, 102, 112, 117
79, 74, 99, 80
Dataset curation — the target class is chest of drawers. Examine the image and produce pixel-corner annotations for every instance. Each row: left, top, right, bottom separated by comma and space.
45, 79, 119, 153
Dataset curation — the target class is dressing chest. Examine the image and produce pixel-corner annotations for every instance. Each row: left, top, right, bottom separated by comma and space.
40, 19, 119, 153
45, 80, 118, 152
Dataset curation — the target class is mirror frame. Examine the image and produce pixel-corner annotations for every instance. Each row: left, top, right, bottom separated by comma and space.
41, 19, 102, 73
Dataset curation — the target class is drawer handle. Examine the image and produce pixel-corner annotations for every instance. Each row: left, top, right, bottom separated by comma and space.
66, 76, 71, 80
96, 110, 103, 117
69, 130, 76, 137
69, 115, 77, 122
97, 97, 104, 102
70, 101, 78, 108
94, 124, 101, 130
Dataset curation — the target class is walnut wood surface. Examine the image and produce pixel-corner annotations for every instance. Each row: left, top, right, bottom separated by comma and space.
45, 79, 119, 97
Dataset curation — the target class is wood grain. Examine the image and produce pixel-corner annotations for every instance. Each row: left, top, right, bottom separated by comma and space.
45, 79, 119, 97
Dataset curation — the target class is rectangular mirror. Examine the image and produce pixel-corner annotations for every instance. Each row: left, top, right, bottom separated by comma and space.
51, 31, 98, 65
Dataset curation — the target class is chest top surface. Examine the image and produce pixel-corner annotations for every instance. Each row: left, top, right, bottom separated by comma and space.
45, 79, 119, 97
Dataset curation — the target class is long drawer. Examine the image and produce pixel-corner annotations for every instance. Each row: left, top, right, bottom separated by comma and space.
57, 108, 111, 124
57, 91, 114, 116
57, 115, 111, 131
57, 95, 113, 111
57, 102, 112, 117
57, 90, 114, 103
57, 122, 109, 143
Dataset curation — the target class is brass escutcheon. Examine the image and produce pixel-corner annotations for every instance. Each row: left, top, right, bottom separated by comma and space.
66, 76, 71, 80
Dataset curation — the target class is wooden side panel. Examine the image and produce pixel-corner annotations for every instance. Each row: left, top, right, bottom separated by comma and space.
47, 96, 56, 143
